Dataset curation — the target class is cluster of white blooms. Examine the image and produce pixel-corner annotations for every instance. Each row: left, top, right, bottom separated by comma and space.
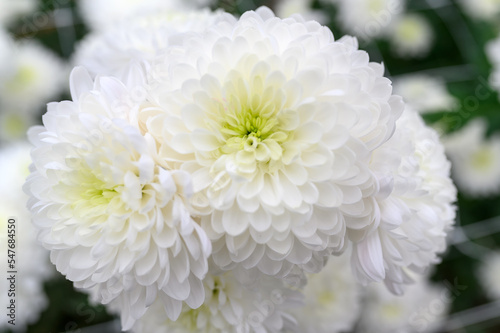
393, 75, 457, 114
25, 5, 456, 332
477, 251, 500, 300
0, 30, 66, 143
443, 118, 500, 197
389, 14, 434, 58
0, 143, 53, 331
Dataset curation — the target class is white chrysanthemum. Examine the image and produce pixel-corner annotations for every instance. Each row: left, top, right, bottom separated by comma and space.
274, 0, 328, 24
132, 266, 302, 333
443, 118, 500, 197
459, 0, 500, 21
73, 9, 229, 79
0, 143, 52, 331
358, 275, 449, 333
352, 108, 456, 293
0, 39, 65, 142
389, 14, 434, 58
326, 0, 404, 40
0, 0, 36, 27
478, 251, 500, 300
291, 250, 362, 333
485, 36, 500, 93
78, 0, 215, 31
141, 7, 404, 277
393, 75, 457, 114
24, 68, 212, 330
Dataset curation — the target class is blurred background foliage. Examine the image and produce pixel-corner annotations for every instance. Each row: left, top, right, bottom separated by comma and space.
2, 0, 500, 332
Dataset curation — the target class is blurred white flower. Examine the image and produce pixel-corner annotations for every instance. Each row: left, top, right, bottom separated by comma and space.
358, 275, 449, 333
352, 108, 456, 293
274, 0, 328, 23
24, 68, 212, 330
459, 0, 500, 21
485, 36, 500, 94
0, 38, 65, 142
132, 266, 302, 333
142, 7, 404, 277
478, 251, 500, 300
0, 143, 52, 331
73, 9, 229, 78
389, 14, 434, 58
443, 118, 500, 197
327, 0, 404, 40
291, 251, 362, 333
393, 75, 457, 114
0, 0, 36, 27
78, 0, 215, 30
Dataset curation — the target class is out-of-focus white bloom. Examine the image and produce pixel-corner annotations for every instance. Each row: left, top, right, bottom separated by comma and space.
389, 14, 434, 58
327, 0, 404, 40
78, 0, 215, 30
73, 9, 229, 78
0, 39, 65, 142
393, 75, 457, 114
459, 0, 500, 21
485, 36, 500, 94
443, 118, 500, 197
24, 68, 212, 330
358, 275, 449, 333
352, 108, 456, 293
0, 0, 36, 27
132, 266, 302, 333
292, 251, 361, 333
274, 0, 328, 24
478, 251, 500, 300
0, 143, 52, 331
142, 7, 404, 277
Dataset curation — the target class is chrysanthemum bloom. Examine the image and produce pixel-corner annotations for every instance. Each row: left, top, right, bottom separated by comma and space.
0, 143, 53, 331
352, 108, 456, 293
477, 251, 500, 300
358, 275, 449, 333
459, 0, 500, 21
0, 0, 36, 27
325, 0, 404, 41
291, 250, 362, 333
443, 118, 500, 197
24, 68, 212, 329
141, 7, 404, 277
389, 14, 434, 58
73, 9, 230, 79
132, 265, 302, 333
0, 38, 65, 142
78, 0, 215, 31
393, 75, 457, 114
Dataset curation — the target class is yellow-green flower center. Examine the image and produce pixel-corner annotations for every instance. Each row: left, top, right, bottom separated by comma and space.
2, 114, 27, 138
471, 147, 494, 171
397, 18, 423, 41
70, 167, 120, 218
6, 65, 37, 94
